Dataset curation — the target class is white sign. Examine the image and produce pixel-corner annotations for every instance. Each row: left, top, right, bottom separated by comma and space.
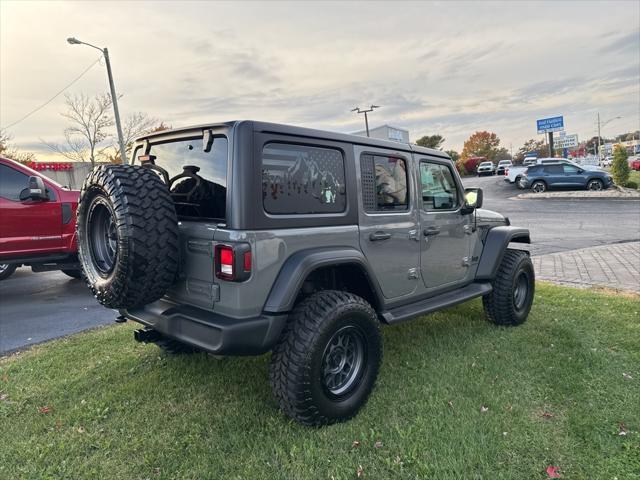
554, 134, 578, 149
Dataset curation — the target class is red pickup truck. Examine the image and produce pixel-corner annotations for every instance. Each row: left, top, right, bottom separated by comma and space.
0, 156, 81, 280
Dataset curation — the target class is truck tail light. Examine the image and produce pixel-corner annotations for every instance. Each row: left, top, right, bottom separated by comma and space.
505, 168, 509, 176
215, 244, 252, 281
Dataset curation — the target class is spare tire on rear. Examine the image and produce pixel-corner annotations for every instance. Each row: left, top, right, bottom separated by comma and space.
77, 164, 179, 309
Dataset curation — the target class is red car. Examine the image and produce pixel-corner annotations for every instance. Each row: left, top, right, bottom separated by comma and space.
631, 157, 640, 171
0, 156, 81, 280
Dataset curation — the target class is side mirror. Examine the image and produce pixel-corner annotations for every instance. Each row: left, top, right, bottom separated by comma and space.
461, 188, 482, 214
21, 176, 48, 201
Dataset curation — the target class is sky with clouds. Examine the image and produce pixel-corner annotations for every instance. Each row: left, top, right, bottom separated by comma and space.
1, 0, 638, 159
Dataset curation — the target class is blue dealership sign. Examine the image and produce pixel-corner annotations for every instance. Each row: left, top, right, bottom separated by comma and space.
537, 116, 564, 134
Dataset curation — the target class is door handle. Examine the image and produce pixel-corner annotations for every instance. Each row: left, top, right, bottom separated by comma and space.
369, 231, 391, 241
423, 226, 441, 237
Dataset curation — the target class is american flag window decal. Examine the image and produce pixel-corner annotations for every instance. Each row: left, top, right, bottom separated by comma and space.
262, 143, 346, 215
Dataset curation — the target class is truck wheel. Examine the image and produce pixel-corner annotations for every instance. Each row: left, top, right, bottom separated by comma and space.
61, 269, 82, 279
77, 165, 179, 309
483, 249, 535, 326
269, 290, 382, 426
0, 263, 17, 281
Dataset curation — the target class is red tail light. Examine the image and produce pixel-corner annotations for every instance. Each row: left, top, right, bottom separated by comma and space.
505, 168, 509, 176
215, 244, 252, 281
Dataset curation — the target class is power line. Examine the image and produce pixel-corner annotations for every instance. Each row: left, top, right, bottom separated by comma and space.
2, 55, 103, 130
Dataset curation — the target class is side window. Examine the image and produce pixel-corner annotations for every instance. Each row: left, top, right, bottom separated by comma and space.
562, 165, 580, 174
360, 154, 409, 212
0, 164, 29, 201
419, 162, 459, 211
544, 164, 563, 174
262, 143, 346, 215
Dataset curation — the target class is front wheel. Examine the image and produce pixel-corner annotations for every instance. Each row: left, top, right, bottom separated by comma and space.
483, 249, 535, 326
587, 179, 604, 191
269, 290, 382, 426
0, 263, 18, 281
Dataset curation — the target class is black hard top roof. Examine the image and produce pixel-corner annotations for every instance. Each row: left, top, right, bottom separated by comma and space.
137, 120, 450, 160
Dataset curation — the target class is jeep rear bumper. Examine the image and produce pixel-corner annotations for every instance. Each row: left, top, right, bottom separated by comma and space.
121, 300, 287, 355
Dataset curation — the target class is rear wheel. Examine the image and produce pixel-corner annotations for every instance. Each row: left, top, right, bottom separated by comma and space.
0, 263, 17, 281
270, 290, 382, 426
483, 249, 535, 326
531, 180, 546, 193
587, 179, 604, 191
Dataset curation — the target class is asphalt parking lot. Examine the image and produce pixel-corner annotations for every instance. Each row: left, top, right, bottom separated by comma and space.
1, 177, 639, 355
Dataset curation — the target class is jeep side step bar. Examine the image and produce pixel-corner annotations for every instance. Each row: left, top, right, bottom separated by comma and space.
381, 282, 493, 324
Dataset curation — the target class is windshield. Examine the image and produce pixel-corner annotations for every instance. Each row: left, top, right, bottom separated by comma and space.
480, 162, 492, 166
136, 135, 228, 220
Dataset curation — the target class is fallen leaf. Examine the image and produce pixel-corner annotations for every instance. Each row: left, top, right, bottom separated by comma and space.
618, 423, 628, 436
480, 405, 489, 413
546, 466, 561, 478
38, 406, 52, 414
622, 373, 633, 380
542, 412, 554, 419
394, 455, 403, 466
55, 419, 62, 431
503, 432, 508, 436
77, 426, 85, 434
352, 440, 361, 448
0, 393, 8, 401
374, 441, 383, 449
447, 400, 454, 409
357, 465, 364, 478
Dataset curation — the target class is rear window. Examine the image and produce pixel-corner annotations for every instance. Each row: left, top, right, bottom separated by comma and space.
140, 136, 228, 220
261, 143, 346, 215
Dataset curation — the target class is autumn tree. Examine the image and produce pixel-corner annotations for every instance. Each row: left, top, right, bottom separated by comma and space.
460, 131, 501, 161
445, 149, 459, 162
514, 139, 550, 163
416, 134, 445, 150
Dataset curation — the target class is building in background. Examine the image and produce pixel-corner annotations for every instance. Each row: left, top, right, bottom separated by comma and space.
352, 124, 410, 144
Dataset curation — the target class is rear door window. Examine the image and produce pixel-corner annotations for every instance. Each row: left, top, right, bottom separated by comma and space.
262, 143, 346, 214
544, 164, 563, 174
360, 154, 409, 212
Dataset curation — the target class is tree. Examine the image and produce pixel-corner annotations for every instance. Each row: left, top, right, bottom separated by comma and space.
0, 129, 36, 164
445, 149, 459, 162
43, 93, 114, 166
108, 114, 161, 164
514, 139, 549, 163
416, 134, 445, 150
494, 147, 511, 161
460, 131, 501, 161
610, 145, 630, 186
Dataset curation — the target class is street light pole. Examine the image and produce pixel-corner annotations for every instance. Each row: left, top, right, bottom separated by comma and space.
351, 105, 380, 137
67, 37, 128, 164
596, 113, 622, 160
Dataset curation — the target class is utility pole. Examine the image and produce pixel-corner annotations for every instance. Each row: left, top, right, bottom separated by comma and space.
351, 105, 380, 137
597, 112, 601, 160
67, 37, 128, 164
548, 132, 554, 158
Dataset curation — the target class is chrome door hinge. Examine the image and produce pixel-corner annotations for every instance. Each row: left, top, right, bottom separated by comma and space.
408, 229, 419, 241
408, 268, 419, 279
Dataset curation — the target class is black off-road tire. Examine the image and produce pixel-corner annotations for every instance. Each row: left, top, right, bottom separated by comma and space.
77, 165, 179, 309
61, 269, 82, 279
483, 249, 535, 326
269, 290, 382, 426
0, 263, 18, 281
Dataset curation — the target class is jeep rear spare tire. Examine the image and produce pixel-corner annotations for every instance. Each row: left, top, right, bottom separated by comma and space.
77, 165, 179, 309
269, 290, 382, 426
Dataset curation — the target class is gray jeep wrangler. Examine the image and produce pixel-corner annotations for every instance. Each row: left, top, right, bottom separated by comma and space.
77, 121, 534, 426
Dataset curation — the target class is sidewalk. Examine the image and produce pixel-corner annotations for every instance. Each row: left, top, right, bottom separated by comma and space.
532, 241, 640, 293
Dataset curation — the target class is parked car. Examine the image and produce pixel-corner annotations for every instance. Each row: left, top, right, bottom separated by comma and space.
476, 161, 496, 176
496, 160, 512, 175
505, 157, 601, 187
0, 156, 81, 280
629, 156, 640, 171
600, 156, 613, 167
518, 163, 613, 193
76, 120, 534, 426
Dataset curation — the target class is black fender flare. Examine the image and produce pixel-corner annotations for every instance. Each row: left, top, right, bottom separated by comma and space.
475, 226, 531, 281
263, 247, 384, 314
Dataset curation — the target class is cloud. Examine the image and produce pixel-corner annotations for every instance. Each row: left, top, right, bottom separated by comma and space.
599, 30, 640, 54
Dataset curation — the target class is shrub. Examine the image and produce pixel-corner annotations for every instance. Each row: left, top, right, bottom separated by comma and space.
624, 180, 638, 190
610, 145, 630, 186
455, 160, 468, 176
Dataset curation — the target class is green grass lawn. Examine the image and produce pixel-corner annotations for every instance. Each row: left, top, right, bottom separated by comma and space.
1, 284, 638, 479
